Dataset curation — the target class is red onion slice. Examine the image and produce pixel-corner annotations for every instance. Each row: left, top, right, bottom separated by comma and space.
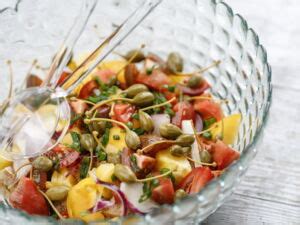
195, 114, 203, 132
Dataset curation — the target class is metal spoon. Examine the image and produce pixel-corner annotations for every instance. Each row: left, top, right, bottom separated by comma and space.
0, 0, 163, 159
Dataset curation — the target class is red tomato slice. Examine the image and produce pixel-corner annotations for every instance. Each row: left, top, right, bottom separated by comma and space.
151, 178, 175, 204
178, 167, 214, 194
210, 140, 240, 170
136, 70, 171, 91
193, 99, 223, 121
112, 103, 136, 124
78, 80, 98, 99
60, 150, 81, 168
177, 80, 210, 96
133, 153, 156, 171
172, 101, 196, 127
94, 69, 116, 84
9, 177, 49, 216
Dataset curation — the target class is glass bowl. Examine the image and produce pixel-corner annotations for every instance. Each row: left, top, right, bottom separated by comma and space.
0, 0, 272, 224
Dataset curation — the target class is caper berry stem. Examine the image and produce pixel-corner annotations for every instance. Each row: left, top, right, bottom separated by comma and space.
197, 123, 219, 135
38, 189, 64, 220
186, 156, 217, 167
13, 162, 32, 175
69, 96, 96, 105
116, 44, 146, 76
85, 118, 130, 132
141, 97, 176, 112
174, 60, 221, 76
86, 97, 132, 117
92, 131, 101, 145
188, 96, 229, 104
136, 169, 173, 183
137, 140, 176, 154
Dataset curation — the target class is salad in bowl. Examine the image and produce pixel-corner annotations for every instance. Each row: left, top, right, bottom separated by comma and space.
0, 48, 241, 223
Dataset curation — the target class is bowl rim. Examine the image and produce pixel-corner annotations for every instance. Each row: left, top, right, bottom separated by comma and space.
0, 0, 272, 224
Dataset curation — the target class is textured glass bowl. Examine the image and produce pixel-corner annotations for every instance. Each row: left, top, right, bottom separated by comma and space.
0, 0, 272, 224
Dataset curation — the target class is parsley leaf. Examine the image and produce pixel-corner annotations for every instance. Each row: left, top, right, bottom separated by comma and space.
203, 118, 217, 130
95, 145, 107, 161
101, 128, 110, 146
139, 179, 159, 203
69, 132, 81, 152
80, 157, 90, 179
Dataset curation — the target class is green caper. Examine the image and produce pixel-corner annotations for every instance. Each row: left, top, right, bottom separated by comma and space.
200, 150, 212, 163
176, 134, 195, 147
32, 156, 53, 172
187, 76, 203, 88
170, 145, 184, 157
125, 49, 145, 63
159, 123, 182, 139
166, 52, 183, 73
125, 130, 141, 150
182, 146, 192, 154
80, 133, 96, 152
132, 91, 154, 107
175, 189, 187, 200
126, 84, 149, 98
114, 164, 137, 182
107, 152, 121, 164
138, 110, 154, 132
46, 186, 69, 201
88, 121, 106, 134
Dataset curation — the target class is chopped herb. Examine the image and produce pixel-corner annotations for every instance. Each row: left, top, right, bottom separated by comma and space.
132, 113, 139, 120
132, 128, 145, 135
87, 95, 108, 103
164, 108, 175, 117
160, 168, 175, 183
126, 121, 133, 129
101, 128, 110, 146
111, 174, 118, 182
130, 155, 139, 173
146, 66, 154, 75
203, 131, 212, 139
80, 157, 90, 179
113, 135, 120, 140
70, 114, 82, 125
69, 132, 81, 152
167, 85, 176, 92
139, 179, 159, 203
203, 118, 217, 130
95, 145, 107, 161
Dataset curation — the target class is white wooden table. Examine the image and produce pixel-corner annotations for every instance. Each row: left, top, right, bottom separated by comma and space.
205, 0, 300, 224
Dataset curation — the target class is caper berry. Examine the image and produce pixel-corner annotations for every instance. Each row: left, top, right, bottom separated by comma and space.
200, 150, 212, 164
159, 123, 182, 139
132, 91, 154, 107
176, 134, 195, 147
138, 111, 154, 132
125, 49, 145, 63
114, 164, 137, 182
88, 121, 106, 134
187, 76, 203, 88
175, 189, 187, 200
166, 52, 183, 73
125, 130, 141, 150
170, 145, 184, 157
80, 133, 96, 152
182, 146, 192, 154
126, 84, 149, 98
46, 186, 69, 201
32, 156, 53, 172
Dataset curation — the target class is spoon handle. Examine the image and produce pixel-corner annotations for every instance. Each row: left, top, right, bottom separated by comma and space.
43, 0, 97, 87
60, 0, 163, 94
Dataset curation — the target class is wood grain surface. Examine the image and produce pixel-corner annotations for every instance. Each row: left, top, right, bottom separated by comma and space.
205, 1, 300, 224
